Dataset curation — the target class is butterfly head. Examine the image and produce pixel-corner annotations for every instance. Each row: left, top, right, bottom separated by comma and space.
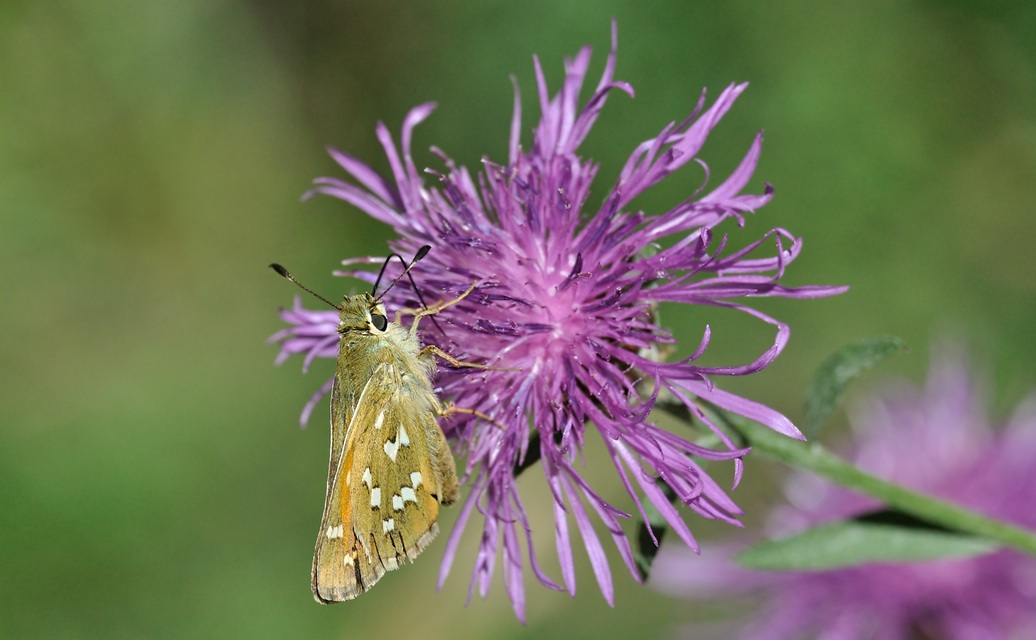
338, 293, 389, 335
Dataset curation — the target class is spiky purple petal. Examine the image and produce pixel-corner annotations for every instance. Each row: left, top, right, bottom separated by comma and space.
272, 23, 845, 616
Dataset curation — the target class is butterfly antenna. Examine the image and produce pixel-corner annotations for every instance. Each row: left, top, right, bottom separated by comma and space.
269, 263, 340, 310
372, 245, 446, 336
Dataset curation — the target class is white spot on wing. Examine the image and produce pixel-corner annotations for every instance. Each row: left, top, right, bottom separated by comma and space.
383, 436, 400, 461
370, 486, 381, 508
383, 518, 395, 533
326, 524, 344, 539
401, 487, 417, 504
392, 494, 403, 511
373, 410, 385, 430
383, 425, 411, 462
410, 471, 422, 488
362, 467, 372, 488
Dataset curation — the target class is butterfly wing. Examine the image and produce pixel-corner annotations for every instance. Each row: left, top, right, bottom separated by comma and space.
311, 361, 459, 602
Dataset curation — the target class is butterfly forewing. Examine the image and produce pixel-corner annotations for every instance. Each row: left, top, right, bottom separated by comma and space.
311, 294, 459, 602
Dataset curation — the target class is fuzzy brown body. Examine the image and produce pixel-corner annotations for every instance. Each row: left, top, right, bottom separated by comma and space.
311, 293, 459, 603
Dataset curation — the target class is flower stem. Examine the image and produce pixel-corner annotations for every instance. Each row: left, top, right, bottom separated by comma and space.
730, 416, 1036, 556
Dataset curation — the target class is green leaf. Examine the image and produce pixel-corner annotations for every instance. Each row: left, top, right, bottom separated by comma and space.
803, 336, 907, 438
735, 517, 998, 571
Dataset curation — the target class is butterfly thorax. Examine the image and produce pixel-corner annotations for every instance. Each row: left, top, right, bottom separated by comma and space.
335, 293, 436, 410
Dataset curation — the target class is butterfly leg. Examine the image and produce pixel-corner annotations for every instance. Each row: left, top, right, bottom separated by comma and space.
439, 403, 508, 431
396, 281, 479, 331
418, 344, 504, 370
420, 345, 514, 430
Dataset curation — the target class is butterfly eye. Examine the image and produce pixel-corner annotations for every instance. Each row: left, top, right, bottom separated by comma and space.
370, 313, 388, 332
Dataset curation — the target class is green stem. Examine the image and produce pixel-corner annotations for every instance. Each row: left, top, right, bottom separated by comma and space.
732, 418, 1036, 556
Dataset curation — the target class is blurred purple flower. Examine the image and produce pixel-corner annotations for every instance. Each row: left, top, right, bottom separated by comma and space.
652, 348, 1036, 639
271, 24, 845, 620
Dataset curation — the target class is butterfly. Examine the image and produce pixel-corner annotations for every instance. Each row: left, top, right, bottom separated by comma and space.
272, 247, 482, 601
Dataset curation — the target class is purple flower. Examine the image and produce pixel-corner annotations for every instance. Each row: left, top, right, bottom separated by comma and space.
651, 347, 1036, 639
272, 24, 845, 620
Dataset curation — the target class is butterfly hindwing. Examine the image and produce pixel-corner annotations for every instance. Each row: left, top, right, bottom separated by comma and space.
311, 358, 459, 602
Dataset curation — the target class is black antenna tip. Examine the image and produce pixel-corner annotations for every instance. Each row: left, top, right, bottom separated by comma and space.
269, 263, 340, 311
414, 245, 431, 261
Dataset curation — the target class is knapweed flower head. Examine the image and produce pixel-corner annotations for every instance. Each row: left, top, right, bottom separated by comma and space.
272, 24, 845, 620
651, 347, 1036, 639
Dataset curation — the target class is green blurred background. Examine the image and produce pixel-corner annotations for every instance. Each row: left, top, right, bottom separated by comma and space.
3, 1, 1035, 637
